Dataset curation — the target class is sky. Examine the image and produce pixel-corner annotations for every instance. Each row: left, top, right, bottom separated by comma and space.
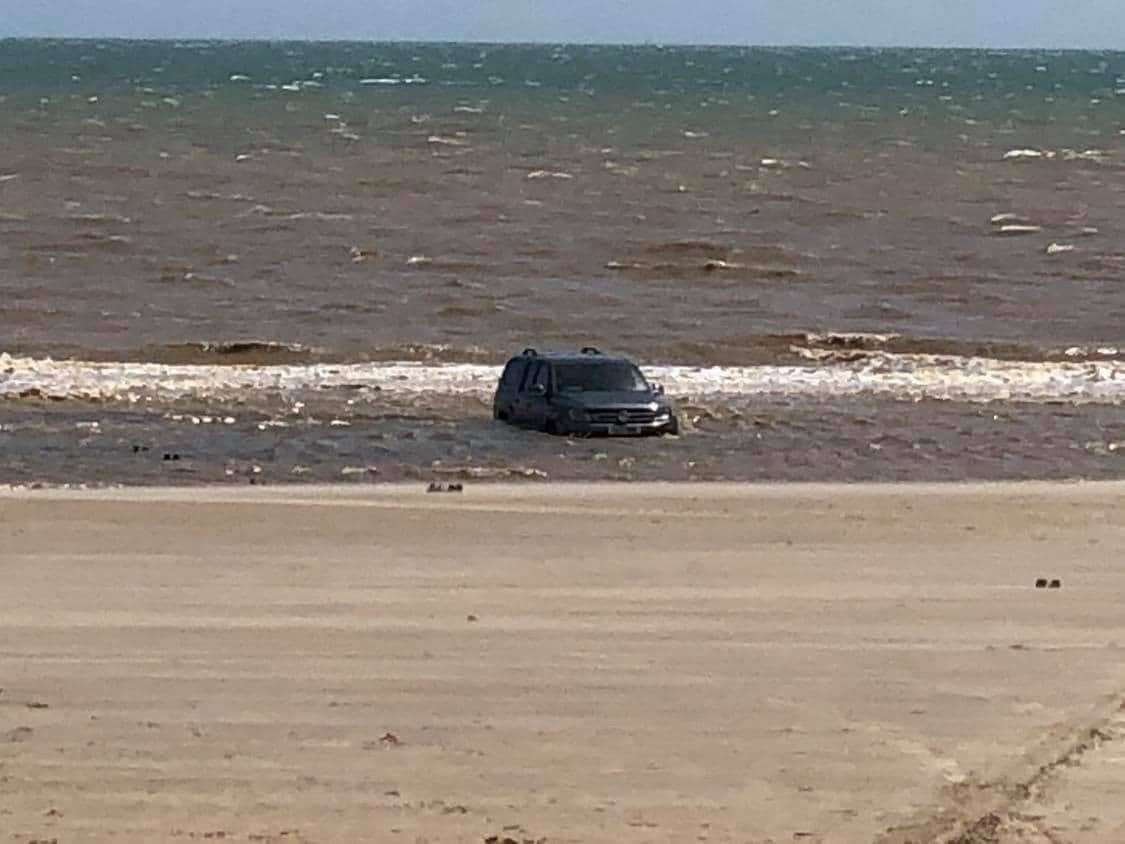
4, 0, 1124, 49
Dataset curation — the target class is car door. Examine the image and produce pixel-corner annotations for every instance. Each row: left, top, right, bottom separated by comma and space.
524, 362, 552, 429
494, 359, 526, 420
514, 361, 549, 428
512, 361, 540, 426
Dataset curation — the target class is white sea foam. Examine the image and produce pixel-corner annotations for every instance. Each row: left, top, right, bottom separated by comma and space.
1002, 148, 1110, 163
1, 353, 1123, 405
427, 135, 468, 146
526, 170, 574, 180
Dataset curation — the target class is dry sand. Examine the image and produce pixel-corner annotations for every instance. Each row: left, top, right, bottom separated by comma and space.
1, 482, 1124, 843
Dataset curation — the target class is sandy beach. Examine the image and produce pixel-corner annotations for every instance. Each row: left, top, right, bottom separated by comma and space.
2, 481, 1124, 843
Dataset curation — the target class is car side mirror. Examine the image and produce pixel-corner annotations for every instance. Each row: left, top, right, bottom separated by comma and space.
652, 383, 665, 395
530, 383, 547, 396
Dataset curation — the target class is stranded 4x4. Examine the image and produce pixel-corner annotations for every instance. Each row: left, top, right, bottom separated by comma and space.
493, 347, 680, 436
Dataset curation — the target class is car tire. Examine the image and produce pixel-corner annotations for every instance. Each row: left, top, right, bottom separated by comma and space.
544, 418, 563, 436
665, 416, 680, 436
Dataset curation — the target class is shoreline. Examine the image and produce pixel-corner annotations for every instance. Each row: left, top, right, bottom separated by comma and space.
4, 350, 1125, 405
3, 476, 1124, 499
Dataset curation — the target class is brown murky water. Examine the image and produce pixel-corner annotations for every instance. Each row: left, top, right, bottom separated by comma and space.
1, 41, 1123, 483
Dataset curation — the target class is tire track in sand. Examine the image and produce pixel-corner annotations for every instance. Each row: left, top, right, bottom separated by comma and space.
878, 696, 1125, 843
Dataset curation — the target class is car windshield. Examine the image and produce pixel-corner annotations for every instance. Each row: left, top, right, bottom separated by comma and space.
554, 362, 649, 393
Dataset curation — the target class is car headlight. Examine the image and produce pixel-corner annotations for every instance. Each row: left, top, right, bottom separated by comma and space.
654, 410, 671, 422
568, 408, 590, 422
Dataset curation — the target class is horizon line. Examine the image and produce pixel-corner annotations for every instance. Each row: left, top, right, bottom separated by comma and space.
1, 34, 1123, 52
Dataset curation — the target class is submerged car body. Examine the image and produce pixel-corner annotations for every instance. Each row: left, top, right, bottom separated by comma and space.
492, 347, 680, 436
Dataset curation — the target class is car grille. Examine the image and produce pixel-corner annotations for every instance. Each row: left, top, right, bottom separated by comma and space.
588, 408, 658, 425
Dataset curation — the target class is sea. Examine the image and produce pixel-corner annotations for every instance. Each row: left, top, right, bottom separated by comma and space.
0, 39, 1123, 485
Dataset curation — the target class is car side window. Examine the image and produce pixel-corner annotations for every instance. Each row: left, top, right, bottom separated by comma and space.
532, 363, 550, 393
519, 361, 541, 393
500, 360, 525, 390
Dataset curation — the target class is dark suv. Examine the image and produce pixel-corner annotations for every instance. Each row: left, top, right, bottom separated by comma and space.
493, 347, 680, 436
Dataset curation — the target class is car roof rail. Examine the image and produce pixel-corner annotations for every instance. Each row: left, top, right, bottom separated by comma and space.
580, 346, 601, 355
521, 347, 538, 357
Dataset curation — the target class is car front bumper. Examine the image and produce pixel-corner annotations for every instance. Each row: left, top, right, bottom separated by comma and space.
562, 417, 678, 436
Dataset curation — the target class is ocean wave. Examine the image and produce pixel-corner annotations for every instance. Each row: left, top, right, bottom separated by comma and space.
2, 352, 1123, 405
89, 342, 499, 367
605, 240, 803, 279
128, 341, 320, 365
663, 332, 1122, 365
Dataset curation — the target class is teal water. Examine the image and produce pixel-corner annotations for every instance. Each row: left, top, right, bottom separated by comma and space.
2, 40, 1124, 99
2, 40, 1124, 142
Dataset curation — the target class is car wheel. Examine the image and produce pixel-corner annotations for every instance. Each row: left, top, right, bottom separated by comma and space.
665, 416, 680, 436
544, 418, 563, 436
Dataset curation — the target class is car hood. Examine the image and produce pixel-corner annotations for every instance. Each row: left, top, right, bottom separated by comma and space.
554, 390, 667, 409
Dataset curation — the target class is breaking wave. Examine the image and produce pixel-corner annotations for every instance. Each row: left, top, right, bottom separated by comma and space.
132, 341, 320, 365
2, 351, 1123, 405
110, 341, 497, 366
94, 334, 1123, 370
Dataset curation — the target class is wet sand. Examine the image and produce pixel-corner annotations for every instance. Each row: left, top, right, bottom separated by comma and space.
2, 482, 1125, 843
